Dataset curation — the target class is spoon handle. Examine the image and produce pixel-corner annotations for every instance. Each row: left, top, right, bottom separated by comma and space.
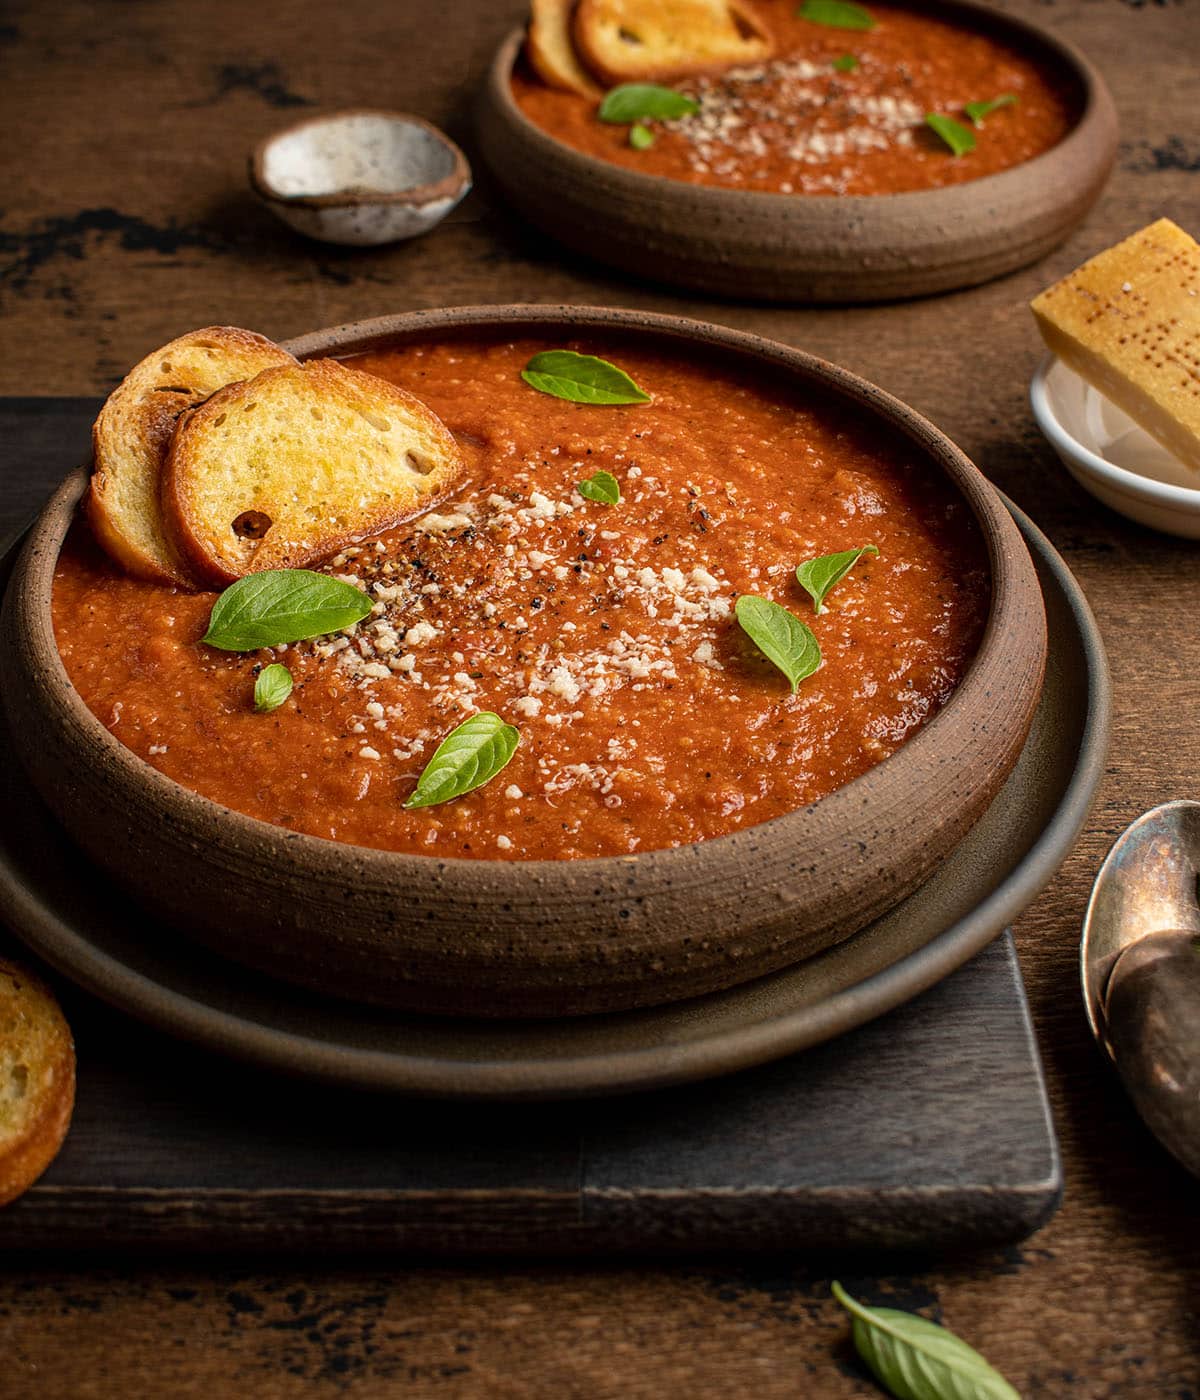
1103, 930, 1200, 1178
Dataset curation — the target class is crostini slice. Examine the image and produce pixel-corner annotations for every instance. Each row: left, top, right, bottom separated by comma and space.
0, 957, 75, 1208
161, 358, 465, 586
89, 327, 298, 586
528, 0, 602, 96
573, 0, 774, 86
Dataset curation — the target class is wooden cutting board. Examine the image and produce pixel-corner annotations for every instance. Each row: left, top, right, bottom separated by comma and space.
0, 399, 1061, 1254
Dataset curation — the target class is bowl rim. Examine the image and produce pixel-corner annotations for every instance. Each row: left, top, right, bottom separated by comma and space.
1030, 353, 1200, 511
25, 303, 1037, 889
249, 108, 471, 211
488, 0, 1115, 212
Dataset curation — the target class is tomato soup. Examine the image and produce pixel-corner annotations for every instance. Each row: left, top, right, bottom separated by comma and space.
513, 1, 1078, 196
53, 338, 988, 860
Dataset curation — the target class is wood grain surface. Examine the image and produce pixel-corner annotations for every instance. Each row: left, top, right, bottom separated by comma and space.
1, 0, 1198, 1394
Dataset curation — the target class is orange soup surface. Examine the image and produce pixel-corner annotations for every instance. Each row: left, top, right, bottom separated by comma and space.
53, 338, 989, 859
513, 0, 1078, 195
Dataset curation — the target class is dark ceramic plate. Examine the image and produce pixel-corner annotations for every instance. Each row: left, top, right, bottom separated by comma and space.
477, 0, 1118, 302
0, 500, 1109, 1098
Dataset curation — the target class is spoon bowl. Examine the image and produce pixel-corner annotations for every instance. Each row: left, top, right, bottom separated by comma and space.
1082, 800, 1200, 1174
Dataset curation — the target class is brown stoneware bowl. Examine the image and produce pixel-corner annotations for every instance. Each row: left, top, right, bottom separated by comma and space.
0, 306, 1047, 1017
476, 0, 1118, 302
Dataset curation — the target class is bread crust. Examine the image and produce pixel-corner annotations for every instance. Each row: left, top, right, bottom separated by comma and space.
89, 327, 297, 587
573, 0, 774, 86
0, 958, 75, 1208
161, 358, 466, 586
527, 0, 602, 96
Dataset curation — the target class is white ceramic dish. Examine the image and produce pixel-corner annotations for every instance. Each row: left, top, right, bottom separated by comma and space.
250, 109, 471, 246
1031, 355, 1200, 538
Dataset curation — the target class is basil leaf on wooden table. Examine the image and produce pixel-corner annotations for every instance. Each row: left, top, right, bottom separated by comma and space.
925, 113, 976, 156
832, 53, 860, 71
832, 1283, 1020, 1400
798, 0, 876, 31
964, 94, 1018, 128
577, 470, 622, 505
735, 596, 821, 693
629, 122, 655, 150
522, 351, 651, 406
598, 83, 700, 123
203, 569, 373, 651
253, 663, 293, 714
404, 712, 520, 809
796, 544, 878, 614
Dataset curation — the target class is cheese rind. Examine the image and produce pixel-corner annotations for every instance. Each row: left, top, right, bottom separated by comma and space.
1031, 218, 1200, 473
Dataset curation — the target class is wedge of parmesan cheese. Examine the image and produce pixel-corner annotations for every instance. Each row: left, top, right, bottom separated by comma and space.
1031, 218, 1200, 472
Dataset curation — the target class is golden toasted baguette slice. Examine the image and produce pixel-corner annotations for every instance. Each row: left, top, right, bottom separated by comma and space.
0, 957, 75, 1208
162, 359, 464, 585
573, 0, 774, 85
89, 327, 298, 586
1032, 218, 1200, 473
528, 0, 601, 96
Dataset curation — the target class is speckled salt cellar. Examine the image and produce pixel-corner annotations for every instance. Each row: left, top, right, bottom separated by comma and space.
251, 109, 471, 246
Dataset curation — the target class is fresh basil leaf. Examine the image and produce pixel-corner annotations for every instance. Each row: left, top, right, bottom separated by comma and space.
964, 93, 1018, 128
796, 544, 878, 614
203, 569, 373, 652
403, 712, 520, 810
578, 470, 621, 505
735, 595, 821, 694
521, 350, 651, 406
798, 0, 876, 31
832, 53, 860, 71
253, 663, 293, 713
832, 1282, 1020, 1400
598, 83, 700, 123
925, 113, 976, 156
629, 122, 656, 149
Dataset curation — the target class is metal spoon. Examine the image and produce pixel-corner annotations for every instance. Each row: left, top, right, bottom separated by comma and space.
1082, 800, 1200, 1177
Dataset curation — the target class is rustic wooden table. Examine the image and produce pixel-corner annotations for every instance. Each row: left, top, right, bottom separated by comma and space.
2, 0, 1199, 1393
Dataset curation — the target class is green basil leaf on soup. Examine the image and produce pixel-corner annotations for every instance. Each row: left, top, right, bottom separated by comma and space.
521, 350, 651, 405
832, 53, 860, 72
598, 83, 700, 124
577, 470, 622, 505
203, 569, 373, 651
831, 1282, 1021, 1400
404, 712, 520, 810
797, 0, 876, 31
925, 113, 976, 156
253, 663, 293, 714
796, 544, 878, 614
964, 93, 1019, 128
734, 595, 821, 694
629, 122, 656, 149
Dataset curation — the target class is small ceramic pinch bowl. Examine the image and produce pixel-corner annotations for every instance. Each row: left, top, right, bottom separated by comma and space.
1031, 354, 1200, 538
250, 109, 471, 246
0, 307, 1048, 1019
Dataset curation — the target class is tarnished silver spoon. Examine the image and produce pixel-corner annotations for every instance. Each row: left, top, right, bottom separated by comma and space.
1082, 800, 1200, 1177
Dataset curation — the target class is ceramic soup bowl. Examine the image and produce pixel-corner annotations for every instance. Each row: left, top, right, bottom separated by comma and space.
0, 307, 1046, 1016
476, 0, 1117, 302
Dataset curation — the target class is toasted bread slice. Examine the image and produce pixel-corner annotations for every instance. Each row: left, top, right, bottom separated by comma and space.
573, 0, 774, 85
89, 327, 297, 585
162, 359, 464, 585
1032, 218, 1200, 473
0, 957, 75, 1208
527, 0, 602, 96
